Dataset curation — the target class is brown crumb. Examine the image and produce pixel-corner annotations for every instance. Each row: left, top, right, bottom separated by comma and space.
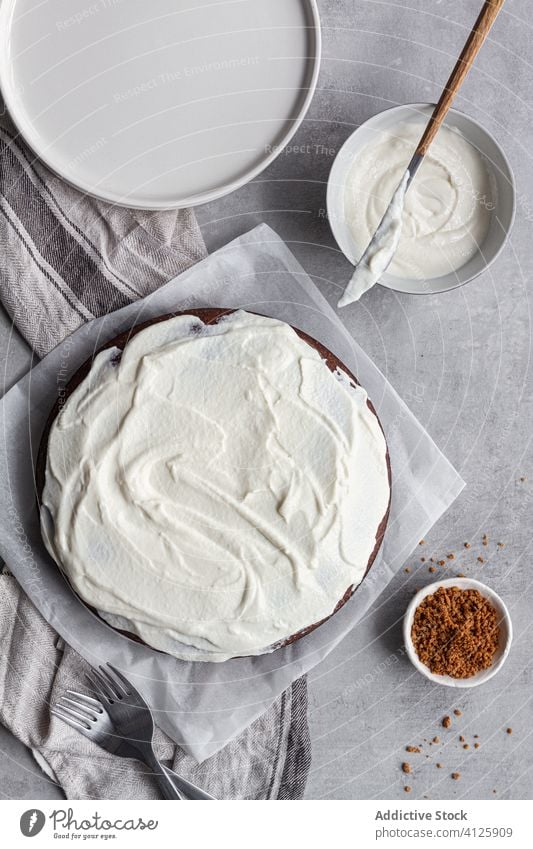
402, 762, 412, 774
464, 542, 471, 549
404, 785, 412, 793
436, 763, 443, 769
433, 736, 440, 744
482, 534, 489, 546
406, 746, 421, 753
519, 477, 526, 483
506, 728, 513, 735
474, 735, 479, 738
493, 789, 497, 794
405, 567, 411, 573
474, 743, 480, 749
477, 556, 485, 564
421, 557, 426, 562
459, 735, 465, 742
429, 566, 436, 573
454, 709, 462, 717
443, 716, 452, 729
451, 772, 461, 781
497, 542, 505, 549
430, 558, 435, 563
419, 540, 425, 545
447, 553, 455, 560
463, 744, 469, 750
411, 586, 500, 679
457, 573, 466, 578
438, 560, 446, 566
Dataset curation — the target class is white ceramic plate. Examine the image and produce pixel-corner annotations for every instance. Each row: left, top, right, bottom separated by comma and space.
327, 103, 515, 295
403, 578, 513, 688
0, 0, 320, 209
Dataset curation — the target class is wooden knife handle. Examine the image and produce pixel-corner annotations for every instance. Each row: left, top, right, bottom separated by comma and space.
416, 0, 506, 157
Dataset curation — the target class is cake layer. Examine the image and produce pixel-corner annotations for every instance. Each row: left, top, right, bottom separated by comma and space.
41, 311, 390, 661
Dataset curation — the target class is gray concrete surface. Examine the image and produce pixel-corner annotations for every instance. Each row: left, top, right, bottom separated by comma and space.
1, 0, 532, 800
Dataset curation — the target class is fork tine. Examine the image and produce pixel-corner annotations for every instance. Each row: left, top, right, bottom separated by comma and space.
86, 670, 114, 703
56, 699, 94, 725
52, 704, 91, 731
59, 696, 99, 721
105, 664, 132, 696
67, 690, 102, 709
97, 665, 125, 699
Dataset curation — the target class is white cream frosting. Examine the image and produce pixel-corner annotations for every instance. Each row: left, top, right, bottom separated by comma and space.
345, 121, 494, 282
339, 170, 409, 307
41, 311, 390, 662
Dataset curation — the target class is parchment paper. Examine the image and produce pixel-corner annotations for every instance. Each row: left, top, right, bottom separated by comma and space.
0, 225, 464, 762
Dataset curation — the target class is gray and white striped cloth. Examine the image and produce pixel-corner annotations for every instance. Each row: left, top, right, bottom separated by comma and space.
0, 105, 311, 800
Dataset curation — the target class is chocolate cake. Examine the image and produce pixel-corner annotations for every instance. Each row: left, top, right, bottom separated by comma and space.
37, 309, 391, 661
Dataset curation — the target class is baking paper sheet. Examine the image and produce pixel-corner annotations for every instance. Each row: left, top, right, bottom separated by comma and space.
0, 225, 464, 762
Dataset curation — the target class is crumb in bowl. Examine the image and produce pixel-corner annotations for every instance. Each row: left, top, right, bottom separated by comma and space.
411, 586, 500, 678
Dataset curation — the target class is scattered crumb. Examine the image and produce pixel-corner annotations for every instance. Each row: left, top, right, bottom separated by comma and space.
463, 744, 469, 750
438, 560, 446, 566
451, 773, 461, 781
454, 709, 462, 717
456, 573, 466, 578
519, 477, 526, 483
405, 567, 411, 573
404, 786, 412, 793
497, 542, 505, 549
406, 746, 421, 753
436, 763, 443, 769
506, 728, 513, 735
459, 735, 465, 743
429, 566, 436, 573
443, 716, 452, 729
419, 540, 425, 545
430, 558, 435, 563
464, 542, 471, 549
433, 736, 440, 744
402, 762, 412, 774
474, 743, 480, 749
477, 556, 485, 564
474, 735, 479, 739
447, 553, 455, 560
482, 534, 489, 546
421, 557, 426, 562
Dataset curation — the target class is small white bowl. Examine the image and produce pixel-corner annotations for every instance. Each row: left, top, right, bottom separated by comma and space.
403, 578, 512, 688
327, 103, 516, 295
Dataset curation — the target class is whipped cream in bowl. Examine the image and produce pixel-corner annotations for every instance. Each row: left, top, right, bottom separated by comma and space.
38, 310, 391, 663
327, 103, 515, 296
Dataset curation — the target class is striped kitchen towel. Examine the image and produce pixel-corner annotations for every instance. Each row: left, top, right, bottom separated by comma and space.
0, 104, 311, 800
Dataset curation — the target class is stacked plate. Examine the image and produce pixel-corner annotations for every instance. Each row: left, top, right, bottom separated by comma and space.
0, 0, 320, 208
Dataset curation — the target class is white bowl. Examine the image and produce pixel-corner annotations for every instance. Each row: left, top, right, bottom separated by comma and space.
327, 103, 516, 295
403, 577, 512, 688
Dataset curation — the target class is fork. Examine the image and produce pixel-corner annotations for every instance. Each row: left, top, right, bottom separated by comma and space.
51, 663, 214, 800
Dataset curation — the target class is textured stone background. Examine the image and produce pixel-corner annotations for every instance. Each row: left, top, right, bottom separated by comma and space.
1, 0, 531, 800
